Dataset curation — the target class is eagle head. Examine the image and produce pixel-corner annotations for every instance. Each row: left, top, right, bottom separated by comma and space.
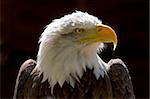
36, 11, 117, 92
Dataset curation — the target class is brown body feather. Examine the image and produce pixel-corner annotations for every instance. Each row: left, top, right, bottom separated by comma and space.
13, 59, 134, 99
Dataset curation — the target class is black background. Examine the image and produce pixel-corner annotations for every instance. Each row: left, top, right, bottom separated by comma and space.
1, 0, 149, 98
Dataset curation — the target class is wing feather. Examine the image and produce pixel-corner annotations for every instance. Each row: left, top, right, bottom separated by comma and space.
13, 59, 36, 98
107, 59, 135, 99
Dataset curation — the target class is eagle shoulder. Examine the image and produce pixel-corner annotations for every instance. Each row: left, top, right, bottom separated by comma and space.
107, 59, 135, 99
13, 59, 37, 98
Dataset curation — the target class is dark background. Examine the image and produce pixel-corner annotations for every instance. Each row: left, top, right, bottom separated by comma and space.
0, 0, 149, 98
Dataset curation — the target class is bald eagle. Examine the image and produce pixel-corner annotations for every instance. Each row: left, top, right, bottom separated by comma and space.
13, 11, 135, 99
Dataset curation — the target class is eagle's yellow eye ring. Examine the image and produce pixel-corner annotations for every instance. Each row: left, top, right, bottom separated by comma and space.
74, 28, 84, 33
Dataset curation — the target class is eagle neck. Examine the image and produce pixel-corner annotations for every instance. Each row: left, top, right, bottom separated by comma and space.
37, 40, 106, 92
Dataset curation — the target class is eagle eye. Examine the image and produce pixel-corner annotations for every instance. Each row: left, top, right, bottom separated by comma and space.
74, 28, 84, 33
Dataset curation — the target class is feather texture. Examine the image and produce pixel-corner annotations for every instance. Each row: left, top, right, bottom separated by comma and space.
13, 59, 135, 99
37, 11, 105, 92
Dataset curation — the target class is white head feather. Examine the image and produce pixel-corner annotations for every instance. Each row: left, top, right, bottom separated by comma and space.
36, 11, 107, 93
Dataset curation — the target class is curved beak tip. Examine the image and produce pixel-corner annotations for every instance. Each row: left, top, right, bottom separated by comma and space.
97, 24, 118, 51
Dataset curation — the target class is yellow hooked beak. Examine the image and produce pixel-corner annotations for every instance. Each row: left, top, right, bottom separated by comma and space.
80, 24, 117, 50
